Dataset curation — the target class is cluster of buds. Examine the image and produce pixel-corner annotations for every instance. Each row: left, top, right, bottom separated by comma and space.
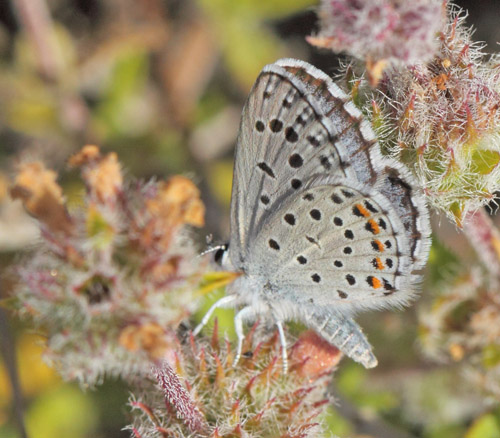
419, 265, 500, 399
10, 146, 206, 385
129, 321, 341, 438
419, 211, 500, 400
309, 0, 445, 83
375, 10, 500, 226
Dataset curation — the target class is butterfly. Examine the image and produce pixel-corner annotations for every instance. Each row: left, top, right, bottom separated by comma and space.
194, 58, 431, 371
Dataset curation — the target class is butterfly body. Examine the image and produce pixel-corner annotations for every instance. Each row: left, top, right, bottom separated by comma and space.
195, 59, 431, 370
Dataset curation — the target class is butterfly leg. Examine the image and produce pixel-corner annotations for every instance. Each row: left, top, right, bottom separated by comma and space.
276, 320, 288, 373
233, 306, 257, 367
304, 310, 378, 368
193, 295, 237, 336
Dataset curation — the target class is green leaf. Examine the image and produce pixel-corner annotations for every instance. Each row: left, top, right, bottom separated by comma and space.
466, 413, 500, 438
197, 0, 314, 89
237, 0, 316, 19
471, 149, 500, 175
426, 238, 460, 286
86, 207, 115, 248
192, 288, 236, 340
321, 406, 353, 437
449, 200, 465, 227
426, 423, 467, 438
207, 160, 234, 205
222, 19, 286, 89
94, 51, 150, 138
482, 344, 500, 368
198, 0, 315, 19
336, 364, 397, 410
26, 385, 98, 438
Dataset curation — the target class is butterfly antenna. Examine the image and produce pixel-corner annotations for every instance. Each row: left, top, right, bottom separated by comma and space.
198, 244, 227, 259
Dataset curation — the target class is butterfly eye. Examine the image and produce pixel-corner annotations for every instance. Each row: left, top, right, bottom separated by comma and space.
214, 244, 229, 265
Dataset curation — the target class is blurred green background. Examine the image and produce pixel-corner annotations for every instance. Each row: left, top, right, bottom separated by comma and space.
1, 0, 500, 437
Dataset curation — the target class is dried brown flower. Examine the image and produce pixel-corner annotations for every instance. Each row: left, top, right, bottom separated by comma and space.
10, 161, 73, 235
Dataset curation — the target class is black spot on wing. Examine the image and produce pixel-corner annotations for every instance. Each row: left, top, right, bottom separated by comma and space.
319, 155, 331, 170
307, 135, 320, 147
333, 217, 343, 226
364, 200, 378, 213
338, 290, 348, 299
269, 119, 283, 132
311, 273, 321, 283
285, 127, 299, 143
331, 194, 343, 204
257, 162, 275, 178
268, 239, 280, 250
297, 255, 307, 264
341, 190, 355, 198
310, 209, 321, 220
284, 214, 296, 225
289, 154, 303, 168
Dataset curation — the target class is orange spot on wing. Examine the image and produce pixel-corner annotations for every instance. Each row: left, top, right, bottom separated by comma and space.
371, 277, 382, 289
368, 219, 380, 234
375, 257, 384, 270
373, 239, 385, 252
355, 203, 371, 217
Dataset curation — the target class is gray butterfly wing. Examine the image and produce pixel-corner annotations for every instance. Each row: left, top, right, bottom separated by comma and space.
276, 59, 431, 271
247, 180, 415, 315
228, 62, 358, 270
276, 59, 381, 186
374, 167, 431, 270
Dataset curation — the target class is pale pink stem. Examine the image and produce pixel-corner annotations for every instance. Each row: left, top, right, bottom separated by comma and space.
463, 209, 500, 281
12, 0, 60, 80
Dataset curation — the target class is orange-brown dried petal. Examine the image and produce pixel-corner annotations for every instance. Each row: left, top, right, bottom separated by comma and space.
10, 161, 73, 235
86, 152, 123, 202
147, 176, 205, 228
68, 145, 101, 167
183, 198, 205, 227
148, 257, 181, 283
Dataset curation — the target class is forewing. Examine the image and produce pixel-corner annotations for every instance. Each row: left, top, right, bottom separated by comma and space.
248, 180, 416, 315
277, 59, 380, 186
228, 63, 358, 269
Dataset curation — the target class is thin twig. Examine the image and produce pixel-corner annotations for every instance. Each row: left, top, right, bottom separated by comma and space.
463, 209, 500, 284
